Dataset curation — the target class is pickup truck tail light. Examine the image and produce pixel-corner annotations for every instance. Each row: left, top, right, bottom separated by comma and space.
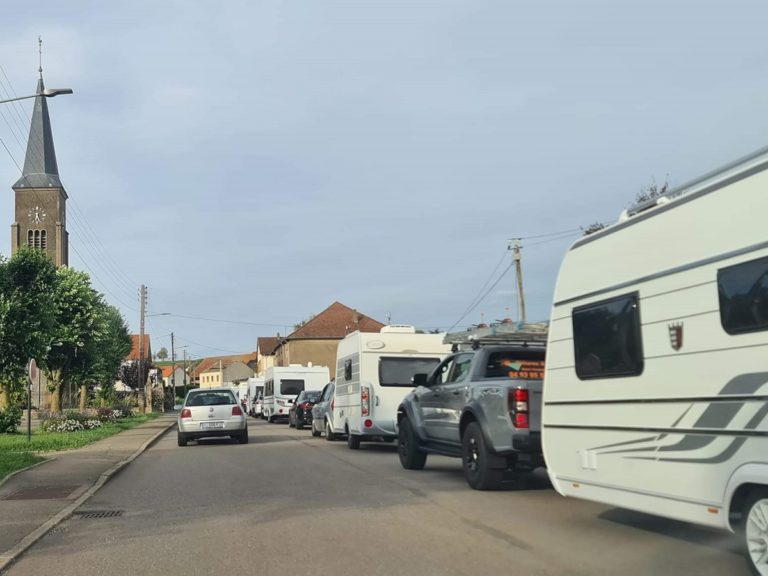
361, 386, 370, 417
509, 388, 529, 429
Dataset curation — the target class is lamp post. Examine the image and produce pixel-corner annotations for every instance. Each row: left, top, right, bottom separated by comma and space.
0, 88, 73, 106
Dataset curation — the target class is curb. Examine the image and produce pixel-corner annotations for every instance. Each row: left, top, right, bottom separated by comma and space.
0, 457, 54, 492
0, 419, 177, 573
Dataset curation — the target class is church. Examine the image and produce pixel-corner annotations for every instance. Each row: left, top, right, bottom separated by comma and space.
10, 67, 68, 267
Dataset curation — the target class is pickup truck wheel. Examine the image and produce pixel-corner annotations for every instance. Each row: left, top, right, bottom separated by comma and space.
398, 417, 426, 470
462, 421, 503, 490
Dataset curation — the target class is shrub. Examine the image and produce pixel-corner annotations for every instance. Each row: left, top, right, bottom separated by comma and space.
41, 416, 103, 432
0, 406, 22, 433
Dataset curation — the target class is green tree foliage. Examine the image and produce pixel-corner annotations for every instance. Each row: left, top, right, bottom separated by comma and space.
156, 347, 168, 360
92, 306, 132, 406
0, 247, 58, 408
44, 267, 107, 412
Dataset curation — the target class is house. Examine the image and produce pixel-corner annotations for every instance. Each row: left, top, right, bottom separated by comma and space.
256, 336, 281, 377
160, 365, 187, 390
190, 352, 257, 387
272, 301, 385, 378
199, 360, 255, 389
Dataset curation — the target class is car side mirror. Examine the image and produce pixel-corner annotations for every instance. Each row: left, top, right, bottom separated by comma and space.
412, 373, 428, 386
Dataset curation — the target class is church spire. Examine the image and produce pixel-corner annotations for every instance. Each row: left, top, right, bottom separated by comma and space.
12, 37, 62, 190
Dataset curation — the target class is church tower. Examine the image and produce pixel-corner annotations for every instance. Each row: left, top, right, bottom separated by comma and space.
10, 67, 68, 267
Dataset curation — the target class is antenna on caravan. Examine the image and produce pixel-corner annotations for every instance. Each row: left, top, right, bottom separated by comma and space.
508, 239, 527, 324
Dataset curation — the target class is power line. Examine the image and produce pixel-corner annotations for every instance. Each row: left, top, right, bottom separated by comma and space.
167, 313, 288, 328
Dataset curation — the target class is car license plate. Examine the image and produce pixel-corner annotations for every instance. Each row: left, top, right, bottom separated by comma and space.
200, 422, 224, 430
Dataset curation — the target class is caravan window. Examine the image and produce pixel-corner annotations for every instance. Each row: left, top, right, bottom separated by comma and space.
379, 357, 442, 387
718, 256, 768, 334
572, 293, 643, 379
280, 379, 305, 395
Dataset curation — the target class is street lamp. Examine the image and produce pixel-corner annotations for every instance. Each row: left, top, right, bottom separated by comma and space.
0, 88, 73, 105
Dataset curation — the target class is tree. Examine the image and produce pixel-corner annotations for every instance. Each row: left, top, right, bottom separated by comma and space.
0, 247, 57, 408
156, 347, 168, 361
44, 267, 105, 412
92, 306, 132, 407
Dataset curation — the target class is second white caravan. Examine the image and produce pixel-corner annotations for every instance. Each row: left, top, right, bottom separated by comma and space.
332, 326, 451, 449
542, 144, 768, 575
263, 365, 330, 423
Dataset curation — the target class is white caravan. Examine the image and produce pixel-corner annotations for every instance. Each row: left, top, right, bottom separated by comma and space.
332, 326, 451, 449
247, 377, 264, 401
263, 365, 330, 423
542, 144, 768, 574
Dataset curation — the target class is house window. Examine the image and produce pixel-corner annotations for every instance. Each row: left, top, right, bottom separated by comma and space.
27, 230, 46, 250
572, 292, 644, 379
40, 230, 47, 249
719, 256, 768, 335
27, 230, 33, 246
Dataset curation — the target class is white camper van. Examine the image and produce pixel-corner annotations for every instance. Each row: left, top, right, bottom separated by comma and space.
263, 365, 330, 423
332, 326, 451, 449
542, 145, 768, 574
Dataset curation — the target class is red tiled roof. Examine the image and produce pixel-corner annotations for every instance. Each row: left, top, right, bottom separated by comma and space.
127, 335, 152, 361
160, 365, 181, 379
190, 353, 257, 378
257, 337, 281, 356
286, 302, 384, 340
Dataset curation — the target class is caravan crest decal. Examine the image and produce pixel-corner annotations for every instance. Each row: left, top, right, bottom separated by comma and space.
668, 322, 683, 351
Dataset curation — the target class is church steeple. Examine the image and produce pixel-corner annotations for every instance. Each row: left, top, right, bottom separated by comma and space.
12, 74, 63, 190
10, 39, 69, 267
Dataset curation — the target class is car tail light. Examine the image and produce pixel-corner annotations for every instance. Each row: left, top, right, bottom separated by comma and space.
232, 406, 243, 416
508, 388, 529, 429
181, 408, 191, 419
361, 386, 370, 417
364, 419, 373, 429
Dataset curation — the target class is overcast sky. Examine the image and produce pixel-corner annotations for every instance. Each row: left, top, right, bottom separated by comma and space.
1, 1, 767, 359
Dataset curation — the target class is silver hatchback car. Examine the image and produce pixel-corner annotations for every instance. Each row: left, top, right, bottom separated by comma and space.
177, 388, 248, 446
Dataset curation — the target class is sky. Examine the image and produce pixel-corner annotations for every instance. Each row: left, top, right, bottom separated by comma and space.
1, 1, 767, 360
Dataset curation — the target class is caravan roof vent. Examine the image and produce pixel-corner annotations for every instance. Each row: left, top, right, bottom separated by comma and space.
380, 325, 416, 334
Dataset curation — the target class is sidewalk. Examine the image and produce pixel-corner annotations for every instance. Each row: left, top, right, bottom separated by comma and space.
0, 413, 177, 572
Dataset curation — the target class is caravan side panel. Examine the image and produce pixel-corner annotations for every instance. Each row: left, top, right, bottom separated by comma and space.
543, 157, 768, 530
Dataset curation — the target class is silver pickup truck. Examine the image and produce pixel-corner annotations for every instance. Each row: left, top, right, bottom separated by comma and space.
396, 343, 545, 490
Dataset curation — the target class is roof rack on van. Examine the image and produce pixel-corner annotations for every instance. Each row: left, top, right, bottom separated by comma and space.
444, 322, 548, 351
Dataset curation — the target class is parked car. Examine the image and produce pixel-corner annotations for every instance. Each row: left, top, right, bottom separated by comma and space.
397, 334, 546, 490
288, 390, 322, 430
177, 387, 248, 446
311, 382, 335, 438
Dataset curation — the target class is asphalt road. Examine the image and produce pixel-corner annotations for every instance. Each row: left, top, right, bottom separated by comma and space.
5, 418, 750, 576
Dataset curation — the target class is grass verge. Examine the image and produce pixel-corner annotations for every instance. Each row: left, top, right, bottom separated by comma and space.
0, 452, 45, 482
0, 413, 161, 481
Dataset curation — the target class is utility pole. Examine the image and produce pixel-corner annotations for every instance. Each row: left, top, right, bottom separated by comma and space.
138, 284, 148, 412
509, 239, 527, 324
182, 349, 188, 399
170, 332, 175, 407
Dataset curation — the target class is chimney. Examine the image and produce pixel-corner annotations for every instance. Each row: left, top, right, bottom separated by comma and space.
352, 309, 360, 323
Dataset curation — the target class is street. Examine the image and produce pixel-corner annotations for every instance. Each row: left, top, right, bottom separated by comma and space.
5, 417, 749, 576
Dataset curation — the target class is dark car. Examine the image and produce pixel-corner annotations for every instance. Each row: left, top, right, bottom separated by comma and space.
310, 382, 335, 438
288, 390, 322, 430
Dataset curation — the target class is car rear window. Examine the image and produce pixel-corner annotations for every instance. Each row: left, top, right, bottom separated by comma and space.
186, 391, 236, 406
379, 357, 442, 387
484, 351, 545, 380
280, 379, 305, 395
